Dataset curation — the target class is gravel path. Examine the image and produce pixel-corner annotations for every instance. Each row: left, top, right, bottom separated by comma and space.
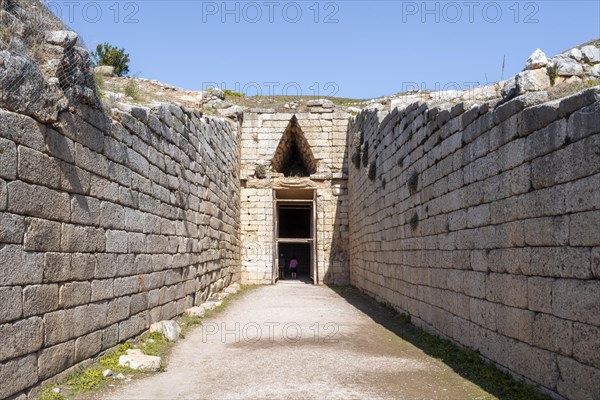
102, 282, 491, 399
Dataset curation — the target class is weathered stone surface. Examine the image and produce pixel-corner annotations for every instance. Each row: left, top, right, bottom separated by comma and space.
553, 279, 600, 325
118, 313, 148, 342
118, 349, 161, 371
106, 230, 128, 253
149, 320, 181, 341
59, 281, 92, 308
524, 49, 548, 70
0, 245, 43, 285
554, 56, 585, 76
0, 354, 38, 399
45, 30, 78, 47
23, 218, 61, 251
0, 287, 22, 323
0, 51, 68, 123
0, 213, 25, 244
532, 313, 573, 356
516, 69, 550, 94
570, 211, 600, 246
17, 146, 61, 188
557, 356, 600, 400
61, 224, 105, 252
0, 137, 17, 180
74, 331, 102, 362
573, 322, 600, 369
91, 279, 114, 302
184, 306, 205, 318
37, 340, 75, 380
7, 181, 70, 221
23, 284, 59, 317
0, 317, 44, 362
581, 45, 600, 63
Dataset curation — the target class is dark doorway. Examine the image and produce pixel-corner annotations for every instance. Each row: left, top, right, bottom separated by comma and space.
278, 205, 311, 238
278, 243, 311, 279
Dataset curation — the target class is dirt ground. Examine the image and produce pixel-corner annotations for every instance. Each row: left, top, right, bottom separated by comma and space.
100, 282, 493, 399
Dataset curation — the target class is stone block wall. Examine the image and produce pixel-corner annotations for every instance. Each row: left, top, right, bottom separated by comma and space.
240, 109, 350, 285
347, 88, 600, 399
0, 101, 241, 398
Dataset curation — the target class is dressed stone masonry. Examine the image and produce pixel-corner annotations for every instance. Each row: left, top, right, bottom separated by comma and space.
239, 104, 350, 285
347, 87, 600, 400
0, 73, 241, 399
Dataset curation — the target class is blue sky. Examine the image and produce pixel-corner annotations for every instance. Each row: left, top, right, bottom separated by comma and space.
50, 0, 600, 98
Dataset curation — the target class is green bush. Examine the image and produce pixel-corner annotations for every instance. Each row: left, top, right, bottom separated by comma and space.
92, 42, 130, 77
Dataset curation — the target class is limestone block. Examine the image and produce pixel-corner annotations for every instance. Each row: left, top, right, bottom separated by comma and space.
7, 181, 70, 221
554, 56, 585, 76
580, 45, 600, 63
90, 175, 119, 202
59, 281, 92, 308
0, 354, 38, 399
558, 87, 599, 118
557, 356, 600, 400
61, 224, 105, 253
74, 331, 102, 363
531, 135, 600, 189
0, 245, 43, 285
0, 137, 17, 180
0, 213, 22, 244
0, 317, 43, 362
523, 216, 569, 246
552, 279, 600, 325
106, 230, 128, 253
17, 146, 61, 188
100, 202, 125, 230
23, 284, 59, 317
150, 320, 181, 341
469, 298, 497, 331
24, 218, 61, 252
570, 211, 600, 246
114, 276, 140, 297
524, 119, 567, 161
527, 247, 591, 279
0, 287, 22, 323
91, 279, 114, 302
118, 349, 161, 371
531, 313, 573, 356
527, 276, 554, 314
567, 99, 600, 142
525, 49, 548, 70
508, 340, 559, 390
593, 248, 600, 279
516, 69, 550, 94
118, 313, 148, 342
59, 162, 91, 195
74, 143, 108, 177
37, 340, 75, 380
485, 273, 528, 308
573, 322, 600, 369
107, 297, 131, 326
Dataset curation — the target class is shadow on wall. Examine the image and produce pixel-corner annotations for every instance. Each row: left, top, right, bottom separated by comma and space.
323, 118, 350, 285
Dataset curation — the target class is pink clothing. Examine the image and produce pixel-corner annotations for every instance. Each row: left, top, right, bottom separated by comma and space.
289, 259, 298, 269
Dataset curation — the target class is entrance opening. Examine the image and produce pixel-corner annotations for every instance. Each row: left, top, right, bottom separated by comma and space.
278, 243, 312, 280
278, 205, 311, 238
273, 189, 317, 284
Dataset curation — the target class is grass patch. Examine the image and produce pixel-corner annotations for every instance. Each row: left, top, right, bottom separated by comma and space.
141, 331, 168, 357
329, 286, 551, 400
124, 80, 143, 103
37, 284, 255, 399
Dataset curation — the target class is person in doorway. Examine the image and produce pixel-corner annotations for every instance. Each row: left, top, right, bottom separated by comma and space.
289, 256, 298, 279
278, 253, 286, 280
